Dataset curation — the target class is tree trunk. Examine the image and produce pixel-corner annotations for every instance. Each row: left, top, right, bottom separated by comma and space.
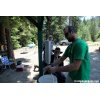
68, 16, 73, 26
47, 16, 52, 36
5, 28, 15, 59
0, 16, 15, 59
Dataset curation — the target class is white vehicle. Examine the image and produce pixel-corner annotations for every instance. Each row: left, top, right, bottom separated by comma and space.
27, 42, 35, 48
59, 39, 71, 45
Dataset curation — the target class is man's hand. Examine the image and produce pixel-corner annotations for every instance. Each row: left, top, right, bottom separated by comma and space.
44, 65, 57, 73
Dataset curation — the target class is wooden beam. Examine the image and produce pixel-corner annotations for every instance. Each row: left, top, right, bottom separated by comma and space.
25, 16, 38, 28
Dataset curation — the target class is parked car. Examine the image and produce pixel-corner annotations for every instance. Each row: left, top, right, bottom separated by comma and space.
59, 39, 71, 45
27, 42, 35, 48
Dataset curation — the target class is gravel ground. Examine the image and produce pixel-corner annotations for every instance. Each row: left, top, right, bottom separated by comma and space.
0, 47, 39, 83
89, 46, 100, 81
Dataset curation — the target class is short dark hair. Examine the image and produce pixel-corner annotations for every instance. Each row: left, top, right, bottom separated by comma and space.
68, 26, 76, 33
64, 26, 77, 34
55, 47, 60, 51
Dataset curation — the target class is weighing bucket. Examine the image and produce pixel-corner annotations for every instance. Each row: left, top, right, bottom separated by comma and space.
38, 74, 57, 83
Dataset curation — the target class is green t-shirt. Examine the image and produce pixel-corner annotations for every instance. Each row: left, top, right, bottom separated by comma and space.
63, 38, 90, 80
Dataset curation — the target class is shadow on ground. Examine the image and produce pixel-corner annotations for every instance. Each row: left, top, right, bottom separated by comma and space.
20, 52, 28, 54
90, 50, 100, 80
16, 58, 30, 63
0, 64, 36, 83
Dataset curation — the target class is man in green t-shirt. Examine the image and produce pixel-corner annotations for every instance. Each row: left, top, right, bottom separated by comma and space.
44, 26, 90, 83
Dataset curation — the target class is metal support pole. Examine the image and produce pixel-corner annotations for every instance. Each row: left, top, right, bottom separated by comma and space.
38, 29, 43, 76
37, 17, 44, 77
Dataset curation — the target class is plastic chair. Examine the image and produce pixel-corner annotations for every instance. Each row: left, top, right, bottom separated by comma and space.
0, 56, 14, 69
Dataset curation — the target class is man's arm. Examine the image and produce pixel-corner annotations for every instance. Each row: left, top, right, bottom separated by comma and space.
56, 60, 82, 72
44, 60, 82, 73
